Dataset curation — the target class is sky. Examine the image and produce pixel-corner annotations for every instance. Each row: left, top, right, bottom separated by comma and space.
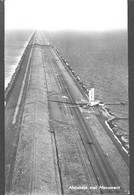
5, 0, 127, 31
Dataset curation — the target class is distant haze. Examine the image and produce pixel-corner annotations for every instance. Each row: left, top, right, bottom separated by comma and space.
5, 0, 127, 31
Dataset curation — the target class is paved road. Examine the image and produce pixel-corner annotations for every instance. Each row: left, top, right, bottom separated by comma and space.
5, 31, 129, 195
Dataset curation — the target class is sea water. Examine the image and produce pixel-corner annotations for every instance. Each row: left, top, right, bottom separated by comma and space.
5, 30, 33, 88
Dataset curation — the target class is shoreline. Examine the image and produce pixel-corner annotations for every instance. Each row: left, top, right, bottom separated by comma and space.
5, 32, 34, 102
53, 46, 129, 154
5, 32, 129, 194
99, 105, 129, 152
5, 40, 129, 154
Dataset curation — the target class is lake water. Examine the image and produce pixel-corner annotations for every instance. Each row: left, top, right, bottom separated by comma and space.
5, 30, 128, 133
47, 30, 128, 134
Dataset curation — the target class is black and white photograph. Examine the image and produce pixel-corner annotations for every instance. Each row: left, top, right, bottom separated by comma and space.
4, 0, 129, 194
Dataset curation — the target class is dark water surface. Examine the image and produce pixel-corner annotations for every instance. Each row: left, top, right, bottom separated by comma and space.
5, 30, 33, 88
5, 30, 128, 133
47, 30, 128, 133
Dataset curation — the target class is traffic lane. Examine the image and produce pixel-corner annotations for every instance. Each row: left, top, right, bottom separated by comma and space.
43, 47, 100, 194
56, 70, 122, 194
49, 47, 129, 194
46, 48, 119, 193
10, 46, 60, 194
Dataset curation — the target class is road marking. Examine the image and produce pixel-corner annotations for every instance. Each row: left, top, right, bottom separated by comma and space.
12, 47, 33, 124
